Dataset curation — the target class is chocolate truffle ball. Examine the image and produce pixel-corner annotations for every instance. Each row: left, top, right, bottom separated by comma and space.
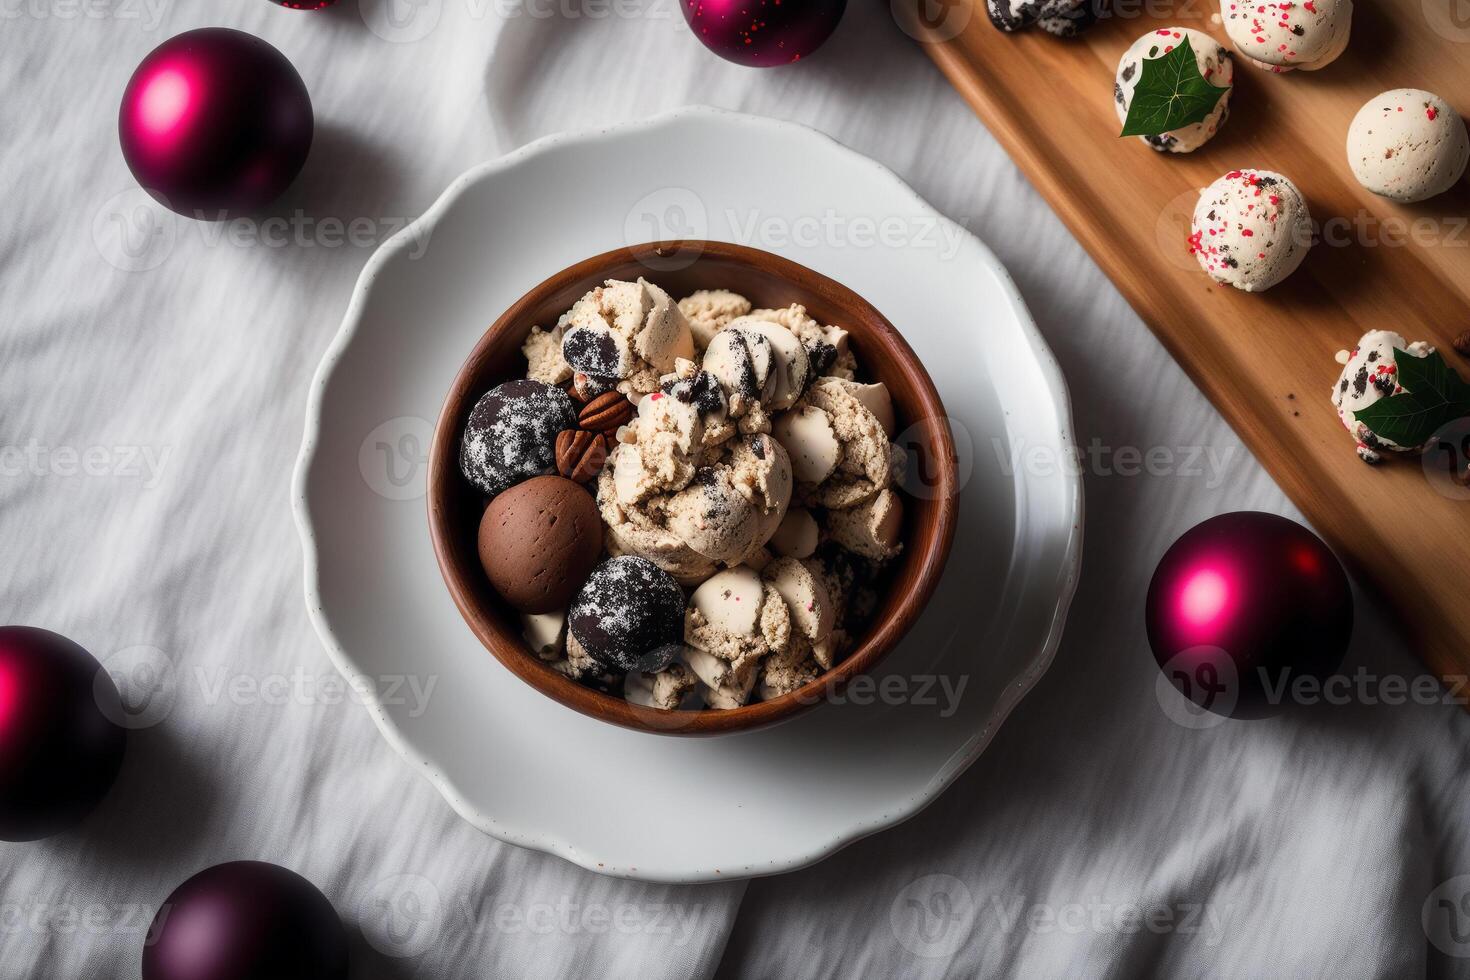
568, 556, 684, 672
460, 380, 576, 499
478, 476, 602, 614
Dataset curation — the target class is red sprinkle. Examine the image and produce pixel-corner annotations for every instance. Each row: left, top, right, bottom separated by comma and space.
1242, 229, 1255, 236
1428, 106, 1439, 121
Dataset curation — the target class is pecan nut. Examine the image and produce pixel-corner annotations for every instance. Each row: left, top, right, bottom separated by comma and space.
555, 429, 608, 484
578, 391, 635, 432
572, 372, 617, 403
1454, 330, 1470, 358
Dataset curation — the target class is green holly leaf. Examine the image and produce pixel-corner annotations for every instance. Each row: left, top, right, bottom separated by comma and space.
1119, 36, 1231, 139
1353, 348, 1470, 449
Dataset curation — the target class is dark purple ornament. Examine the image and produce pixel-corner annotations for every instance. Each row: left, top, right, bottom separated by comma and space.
682, 0, 847, 66
143, 861, 348, 980
0, 627, 127, 842
1146, 512, 1353, 719
119, 28, 313, 218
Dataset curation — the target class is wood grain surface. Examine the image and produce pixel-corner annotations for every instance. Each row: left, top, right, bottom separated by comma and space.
905, 0, 1470, 685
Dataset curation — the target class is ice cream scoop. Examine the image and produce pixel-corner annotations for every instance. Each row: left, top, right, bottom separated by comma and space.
666, 468, 761, 565
678, 289, 751, 350
833, 380, 896, 438
559, 279, 695, 392
826, 488, 904, 562
624, 663, 698, 710
1223, 0, 1350, 72
1347, 90, 1469, 203
1189, 170, 1312, 292
683, 565, 796, 707
610, 390, 704, 505
724, 317, 810, 411
1331, 330, 1435, 462
1115, 29, 1233, 153
727, 434, 793, 559
702, 327, 773, 417
773, 405, 841, 484
770, 508, 819, 559
764, 557, 836, 668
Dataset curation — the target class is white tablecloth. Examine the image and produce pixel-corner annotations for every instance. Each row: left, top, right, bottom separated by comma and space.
3, 2, 1468, 977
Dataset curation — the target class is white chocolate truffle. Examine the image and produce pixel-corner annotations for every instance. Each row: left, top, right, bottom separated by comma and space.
1189, 169, 1312, 292
1330, 329, 1435, 462
1222, 0, 1351, 72
1347, 90, 1469, 203
1115, 29, 1233, 153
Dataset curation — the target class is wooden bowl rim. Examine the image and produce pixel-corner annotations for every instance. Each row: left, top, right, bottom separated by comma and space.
428, 241, 958, 736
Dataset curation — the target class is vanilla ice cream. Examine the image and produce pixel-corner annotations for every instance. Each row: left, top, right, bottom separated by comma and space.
1189, 169, 1312, 292
510, 280, 915, 711
559, 278, 695, 394
1223, 0, 1350, 72
1115, 29, 1233, 153
1347, 90, 1469, 203
1331, 330, 1435, 462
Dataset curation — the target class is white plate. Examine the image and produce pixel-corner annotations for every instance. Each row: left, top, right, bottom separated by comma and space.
292, 106, 1083, 883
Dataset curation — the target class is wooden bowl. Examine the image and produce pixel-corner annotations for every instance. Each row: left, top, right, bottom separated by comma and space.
428, 241, 958, 736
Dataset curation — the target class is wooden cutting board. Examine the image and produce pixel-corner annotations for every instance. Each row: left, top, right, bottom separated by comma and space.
904, 1, 1470, 688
